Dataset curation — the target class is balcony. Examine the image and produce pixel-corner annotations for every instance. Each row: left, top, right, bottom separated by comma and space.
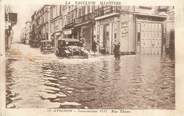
74, 13, 94, 24
64, 19, 75, 29
94, 6, 120, 17
64, 13, 95, 28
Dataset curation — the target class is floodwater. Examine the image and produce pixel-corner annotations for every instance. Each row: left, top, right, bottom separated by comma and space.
6, 43, 175, 109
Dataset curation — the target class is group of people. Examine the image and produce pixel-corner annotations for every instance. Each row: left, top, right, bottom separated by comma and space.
80, 37, 121, 59
92, 40, 120, 59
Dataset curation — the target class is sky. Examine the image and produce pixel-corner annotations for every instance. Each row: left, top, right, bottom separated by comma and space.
9, 4, 43, 42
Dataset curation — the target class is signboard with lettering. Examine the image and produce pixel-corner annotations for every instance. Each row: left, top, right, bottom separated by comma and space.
121, 22, 128, 38
103, 6, 112, 14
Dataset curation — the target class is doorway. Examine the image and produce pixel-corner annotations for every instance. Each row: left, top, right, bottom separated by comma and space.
103, 24, 110, 54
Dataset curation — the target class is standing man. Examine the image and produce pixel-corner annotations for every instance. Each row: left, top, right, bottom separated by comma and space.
114, 42, 120, 59
92, 39, 97, 55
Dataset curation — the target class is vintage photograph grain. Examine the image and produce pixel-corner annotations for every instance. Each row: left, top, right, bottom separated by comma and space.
5, 5, 175, 109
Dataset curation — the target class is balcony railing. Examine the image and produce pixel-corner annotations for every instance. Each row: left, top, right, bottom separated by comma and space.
94, 6, 120, 17
65, 13, 94, 27
74, 13, 94, 24
64, 6, 120, 27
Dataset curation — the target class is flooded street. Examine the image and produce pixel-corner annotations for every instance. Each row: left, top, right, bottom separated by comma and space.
6, 43, 175, 109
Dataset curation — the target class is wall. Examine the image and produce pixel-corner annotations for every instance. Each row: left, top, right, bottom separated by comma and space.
119, 13, 135, 53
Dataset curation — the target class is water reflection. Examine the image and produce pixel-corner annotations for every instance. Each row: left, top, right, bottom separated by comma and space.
6, 55, 175, 109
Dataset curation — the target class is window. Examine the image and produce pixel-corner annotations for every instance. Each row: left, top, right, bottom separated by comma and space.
137, 23, 141, 42
92, 6, 95, 12
60, 5, 62, 15
57, 5, 60, 17
79, 8, 81, 17
50, 7, 53, 19
74, 9, 77, 19
82, 6, 85, 16
87, 6, 90, 14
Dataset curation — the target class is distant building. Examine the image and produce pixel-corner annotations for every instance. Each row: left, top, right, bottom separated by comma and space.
29, 5, 51, 48
25, 21, 31, 44
20, 21, 31, 44
29, 11, 40, 47
38, 5, 50, 40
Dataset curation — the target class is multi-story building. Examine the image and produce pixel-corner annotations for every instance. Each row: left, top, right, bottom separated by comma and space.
63, 5, 96, 51
5, 5, 17, 50
94, 6, 121, 54
30, 5, 174, 56
30, 5, 51, 47
39, 5, 50, 40
30, 11, 40, 47
50, 5, 95, 51
50, 5, 63, 48
63, 5, 169, 55
94, 6, 168, 55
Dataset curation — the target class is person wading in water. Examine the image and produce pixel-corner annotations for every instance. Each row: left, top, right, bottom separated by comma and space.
92, 39, 97, 55
114, 42, 120, 59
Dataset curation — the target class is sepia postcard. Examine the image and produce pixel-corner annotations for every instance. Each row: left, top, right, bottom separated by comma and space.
0, 0, 184, 116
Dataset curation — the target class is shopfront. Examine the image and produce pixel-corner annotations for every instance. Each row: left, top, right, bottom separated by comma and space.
74, 20, 94, 51
95, 15, 119, 54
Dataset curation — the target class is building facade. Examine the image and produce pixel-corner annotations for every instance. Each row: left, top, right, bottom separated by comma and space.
63, 5, 96, 51
94, 6, 121, 54
5, 5, 17, 50
29, 5, 174, 55
40, 5, 50, 40
30, 11, 39, 47
93, 6, 168, 55
50, 5, 63, 49
164, 6, 175, 59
